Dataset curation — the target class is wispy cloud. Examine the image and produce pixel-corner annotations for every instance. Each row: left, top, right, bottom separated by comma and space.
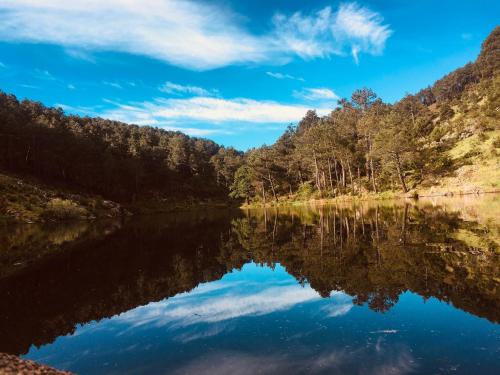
33, 69, 55, 81
162, 126, 232, 137
321, 302, 352, 317
0, 61, 6, 68
102, 81, 123, 89
19, 84, 40, 89
64, 48, 96, 63
294, 87, 339, 101
159, 81, 216, 96
333, 3, 393, 63
0, 0, 267, 70
116, 283, 321, 329
266, 72, 305, 82
273, 3, 392, 64
173, 346, 417, 375
55, 103, 103, 114
100, 96, 332, 126
0, 1, 391, 70
67, 84, 75, 90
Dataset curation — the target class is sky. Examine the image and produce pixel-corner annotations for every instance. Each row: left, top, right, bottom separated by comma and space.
0, 1, 498, 150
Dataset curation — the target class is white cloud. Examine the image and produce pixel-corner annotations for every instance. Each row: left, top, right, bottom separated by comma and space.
55, 103, 103, 114
162, 126, 232, 137
317, 291, 353, 317
100, 96, 332, 126
0, 1, 391, 70
115, 280, 322, 329
266, 71, 305, 82
0, 61, 6, 68
159, 81, 215, 96
67, 84, 75, 90
294, 87, 339, 101
0, 0, 267, 70
272, 7, 337, 59
332, 3, 392, 62
273, 3, 392, 63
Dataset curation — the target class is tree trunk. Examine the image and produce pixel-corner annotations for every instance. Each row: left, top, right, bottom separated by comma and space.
340, 159, 346, 188
347, 160, 354, 191
394, 153, 408, 193
357, 166, 361, 193
313, 151, 322, 194
400, 203, 409, 245
333, 157, 339, 187
327, 158, 334, 193
261, 181, 266, 205
268, 171, 278, 202
370, 157, 377, 193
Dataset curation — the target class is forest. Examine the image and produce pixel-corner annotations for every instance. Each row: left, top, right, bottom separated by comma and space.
0, 27, 498, 211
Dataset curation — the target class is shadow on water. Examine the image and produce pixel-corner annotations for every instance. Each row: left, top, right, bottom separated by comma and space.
0, 197, 498, 356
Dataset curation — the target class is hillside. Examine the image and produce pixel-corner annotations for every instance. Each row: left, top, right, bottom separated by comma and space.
230, 27, 499, 204
0, 173, 127, 224
0, 93, 244, 199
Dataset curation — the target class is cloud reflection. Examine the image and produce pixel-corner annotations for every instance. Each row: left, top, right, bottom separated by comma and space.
114, 264, 353, 333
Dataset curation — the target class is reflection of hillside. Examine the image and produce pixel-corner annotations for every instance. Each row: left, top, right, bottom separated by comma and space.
0, 202, 498, 355
0, 212, 247, 355
236, 203, 499, 322
0, 220, 122, 277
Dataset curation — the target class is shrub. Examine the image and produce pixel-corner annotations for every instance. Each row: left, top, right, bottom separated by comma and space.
439, 103, 455, 121
42, 198, 89, 221
296, 182, 315, 200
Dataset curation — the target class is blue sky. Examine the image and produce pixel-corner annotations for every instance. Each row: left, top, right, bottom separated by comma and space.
0, 1, 498, 150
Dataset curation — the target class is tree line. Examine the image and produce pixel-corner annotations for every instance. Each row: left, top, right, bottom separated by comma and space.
0, 93, 243, 202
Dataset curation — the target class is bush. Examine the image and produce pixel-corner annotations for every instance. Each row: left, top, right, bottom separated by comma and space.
296, 182, 315, 200
478, 132, 489, 142
42, 198, 89, 221
439, 103, 455, 121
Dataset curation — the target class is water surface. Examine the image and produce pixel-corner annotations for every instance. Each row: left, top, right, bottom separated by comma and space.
0, 196, 499, 374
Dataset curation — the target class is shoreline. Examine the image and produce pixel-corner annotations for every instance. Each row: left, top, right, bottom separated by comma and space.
240, 189, 500, 209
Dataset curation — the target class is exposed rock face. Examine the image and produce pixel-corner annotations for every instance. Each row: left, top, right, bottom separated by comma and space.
0, 353, 72, 374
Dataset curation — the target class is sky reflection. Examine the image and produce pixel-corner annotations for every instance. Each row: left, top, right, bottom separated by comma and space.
23, 261, 499, 375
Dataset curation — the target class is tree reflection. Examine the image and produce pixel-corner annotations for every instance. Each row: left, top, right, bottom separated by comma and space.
0, 199, 498, 355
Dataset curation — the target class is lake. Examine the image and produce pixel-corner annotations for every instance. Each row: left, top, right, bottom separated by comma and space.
0, 196, 499, 374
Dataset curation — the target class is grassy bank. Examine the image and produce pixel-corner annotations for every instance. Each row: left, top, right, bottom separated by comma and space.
0, 173, 128, 224
0, 172, 235, 223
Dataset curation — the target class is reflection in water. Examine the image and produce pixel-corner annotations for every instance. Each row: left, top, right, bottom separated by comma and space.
0, 197, 499, 374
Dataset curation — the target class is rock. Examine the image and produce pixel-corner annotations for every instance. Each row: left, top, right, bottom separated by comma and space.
0, 352, 73, 374
101, 200, 116, 209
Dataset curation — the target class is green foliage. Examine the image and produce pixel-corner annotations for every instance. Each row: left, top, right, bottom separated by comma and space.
295, 181, 314, 200
229, 165, 253, 203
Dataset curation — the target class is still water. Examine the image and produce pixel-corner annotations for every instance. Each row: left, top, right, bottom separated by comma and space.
0, 196, 499, 374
